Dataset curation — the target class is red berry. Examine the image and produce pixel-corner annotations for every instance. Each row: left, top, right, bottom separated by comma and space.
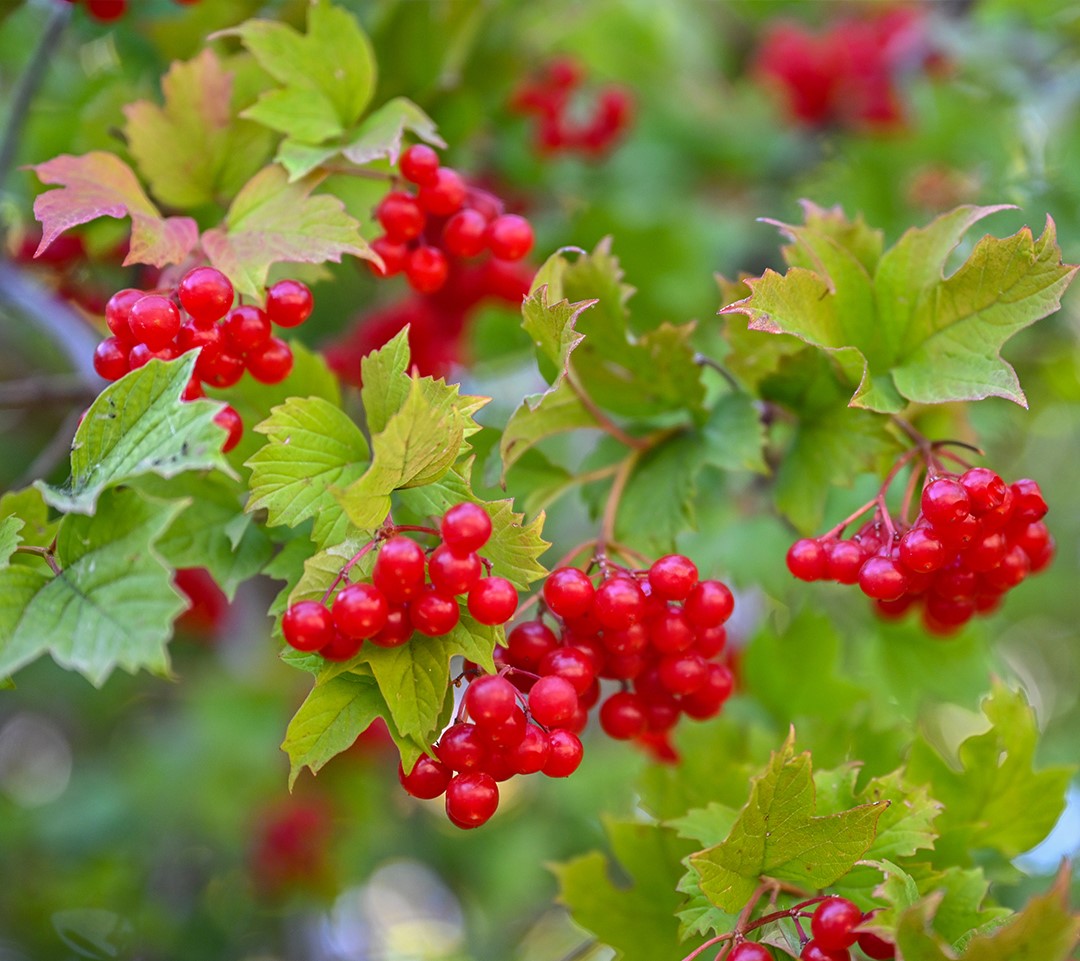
265, 279, 313, 328
399, 144, 441, 186
729, 945, 773, 961
681, 662, 735, 719
369, 236, 409, 277
693, 624, 728, 659
965, 531, 1008, 573
178, 318, 222, 359
800, 942, 849, 961
224, 305, 272, 354
811, 897, 863, 952
129, 342, 178, 369
1011, 478, 1048, 522
506, 621, 559, 670
441, 503, 492, 554
959, 467, 1007, 513
858, 556, 909, 601
332, 582, 388, 639
856, 931, 895, 960
822, 539, 864, 584
405, 246, 449, 294
318, 629, 364, 661
921, 477, 971, 527
178, 266, 233, 323
372, 536, 427, 603
93, 337, 129, 381
508, 725, 550, 775
899, 527, 948, 573
214, 404, 243, 452
982, 544, 1031, 590
684, 579, 735, 628
486, 214, 534, 261
542, 729, 583, 777
465, 674, 518, 727
599, 691, 646, 739
649, 608, 695, 654
246, 337, 293, 383
376, 191, 426, 242
129, 295, 181, 349
399, 754, 451, 799
417, 167, 466, 216
443, 209, 490, 258
543, 567, 595, 618
648, 554, 699, 600
659, 652, 708, 696
85, 0, 126, 22
437, 722, 487, 771
538, 646, 595, 695
445, 772, 499, 828
105, 288, 142, 339
427, 545, 482, 596
200, 349, 245, 388
1012, 520, 1050, 560
282, 601, 334, 652
181, 376, 204, 401
367, 605, 412, 647
787, 538, 827, 581
528, 675, 578, 727
467, 577, 518, 625
592, 577, 645, 630
410, 588, 461, 636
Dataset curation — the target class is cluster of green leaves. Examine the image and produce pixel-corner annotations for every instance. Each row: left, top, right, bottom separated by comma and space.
556, 684, 1078, 961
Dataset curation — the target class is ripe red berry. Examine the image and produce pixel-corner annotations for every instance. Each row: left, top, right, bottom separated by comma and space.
178, 266, 233, 324
399, 754, 452, 799
1011, 478, 1048, 522
856, 930, 895, 960
441, 503, 492, 555
858, 556, 909, 601
376, 191, 426, 242
729, 944, 773, 961
178, 318, 222, 356
649, 608, 695, 654
399, 144, 440, 186
543, 567, 595, 618
508, 725, 551, 775
93, 338, 129, 381
528, 675, 578, 727
467, 577, 518, 625
445, 772, 499, 828
800, 941, 849, 961
85, 0, 126, 23
811, 897, 864, 952
825, 539, 866, 584
129, 342, 178, 369
417, 167, 466, 216
684, 579, 735, 628
105, 288, 143, 339
367, 605, 412, 648
214, 404, 243, 452
372, 536, 427, 603
282, 600, 334, 652
405, 246, 449, 294
246, 337, 293, 384
318, 629, 364, 662
465, 674, 518, 727
437, 722, 487, 772
681, 662, 734, 719
369, 236, 409, 277
692, 624, 727, 659
921, 477, 971, 527
787, 538, 827, 581
265, 279, 313, 328
409, 588, 460, 636
332, 582, 389, 639
592, 577, 645, 630
959, 467, 1007, 513
542, 729, 583, 777
200, 348, 245, 388
648, 554, 699, 600
486, 214, 534, 261
224, 305, 272, 354
443, 209, 490, 258
129, 295, 181, 349
659, 652, 708, 696
506, 621, 559, 670
899, 527, 948, 573
427, 545, 482, 596
539, 646, 595, 695
599, 691, 647, 739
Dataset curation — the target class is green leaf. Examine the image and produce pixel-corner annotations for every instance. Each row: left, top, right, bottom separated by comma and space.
689, 733, 888, 912
226, 0, 376, 141
246, 396, 369, 548
723, 205, 1078, 412
283, 668, 393, 788
501, 378, 600, 480
31, 152, 198, 268
701, 393, 767, 473
201, 165, 372, 298
904, 681, 1073, 863
122, 49, 274, 210
0, 488, 58, 551
0, 489, 185, 685
37, 354, 233, 516
359, 327, 417, 435
0, 517, 23, 570
553, 818, 704, 961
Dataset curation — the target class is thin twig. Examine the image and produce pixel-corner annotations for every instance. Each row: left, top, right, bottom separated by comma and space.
566, 372, 649, 450
694, 352, 740, 391
598, 449, 643, 553
14, 544, 61, 576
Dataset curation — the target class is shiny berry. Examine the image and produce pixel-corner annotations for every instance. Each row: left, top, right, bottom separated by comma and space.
508, 725, 550, 775
200, 349, 245, 388
369, 236, 409, 277
178, 266, 233, 323
592, 577, 645, 630
684, 579, 735, 627
648, 554, 699, 600
858, 556, 910, 601
599, 691, 647, 739
486, 214, 534, 260
405, 246, 449, 294
265, 279, 313, 328
428, 545, 482, 596
787, 538, 827, 581
376, 191, 426, 242
246, 337, 293, 383
443, 209, 489, 258
332, 582, 388, 639
826, 540, 866, 584
729, 945, 773, 961
542, 729, 583, 777
368, 606, 412, 647
506, 621, 559, 670
543, 567, 595, 618
282, 600, 334, 652
129, 295, 181, 349
959, 467, 1007, 513
1011, 478, 1048, 522
399, 754, 451, 799
441, 503, 492, 555
417, 167, 466, 216
372, 536, 427, 603
811, 897, 863, 951
214, 404, 243, 452
921, 477, 971, 527
899, 527, 948, 573
465, 674, 517, 727
105, 288, 142, 339
467, 577, 518, 625
410, 588, 460, 636
445, 772, 499, 828
437, 722, 487, 772
527, 675, 578, 727
93, 338, 129, 381
224, 305, 271, 354
538, 646, 595, 695
399, 144, 440, 186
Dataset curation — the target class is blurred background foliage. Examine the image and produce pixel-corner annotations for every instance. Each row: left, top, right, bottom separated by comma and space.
1, 0, 1079, 959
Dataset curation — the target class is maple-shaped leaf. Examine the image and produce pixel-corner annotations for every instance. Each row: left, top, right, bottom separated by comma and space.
689, 732, 888, 912
904, 681, 1073, 864
31, 153, 198, 267
0, 489, 185, 686
123, 49, 274, 210
222, 0, 376, 145
201, 165, 373, 298
722, 204, 1078, 412
0, 517, 22, 571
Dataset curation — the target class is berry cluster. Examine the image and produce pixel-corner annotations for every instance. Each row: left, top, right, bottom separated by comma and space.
368, 145, 534, 295
509, 56, 634, 157
728, 897, 893, 961
282, 504, 518, 662
753, 8, 940, 131
63, 0, 199, 23
92, 266, 313, 452
787, 465, 1052, 635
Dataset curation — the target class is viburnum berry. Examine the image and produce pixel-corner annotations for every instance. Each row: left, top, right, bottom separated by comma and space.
856, 929, 896, 960
506, 620, 559, 669
282, 601, 335, 652
265, 279, 313, 328
178, 266, 233, 324
538, 646, 595, 695
729, 944, 773, 961
223, 305, 272, 354
368, 606, 412, 648
399, 143, 440, 185
599, 691, 647, 739
443, 209, 489, 258
129, 295, 181, 349
800, 942, 848, 961
332, 583, 388, 640
485, 214, 534, 261
592, 577, 645, 630
811, 897, 864, 952
959, 467, 1007, 513
921, 476, 970, 527
405, 246, 450, 294
318, 630, 364, 662
658, 652, 708, 695
649, 608, 695, 653
899, 526, 947, 573
541, 729, 583, 777
681, 662, 734, 719
105, 287, 142, 339
417, 167, 467, 216
465, 674, 517, 727
647, 554, 699, 600
445, 772, 499, 828
409, 588, 460, 636
200, 349, 245, 388
214, 404, 243, 453
376, 191, 426, 242
825, 539, 866, 584
427, 545, 482, 596
467, 577, 518, 625
858, 556, 909, 601
246, 337, 294, 384
373, 536, 427, 603
543, 567, 595, 618
129, 342, 178, 369
528, 675, 578, 727
441, 502, 492, 555
93, 338, 129, 381
787, 538, 827, 581
398, 755, 451, 800
507, 725, 550, 775
684, 579, 735, 627
369, 236, 409, 277
1011, 478, 1048, 522
437, 722, 487, 772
